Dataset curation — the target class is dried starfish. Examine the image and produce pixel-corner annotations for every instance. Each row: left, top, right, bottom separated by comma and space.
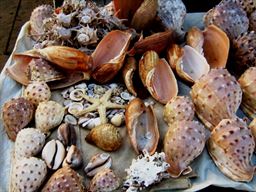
72, 89, 126, 124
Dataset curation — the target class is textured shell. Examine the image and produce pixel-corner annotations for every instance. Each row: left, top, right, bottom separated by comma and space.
249, 118, 256, 145
158, 0, 186, 33
249, 10, 256, 31
89, 168, 120, 192
85, 123, 122, 151
30, 5, 53, 40
14, 128, 45, 160
163, 96, 195, 125
204, 0, 249, 40
26, 58, 65, 82
42, 166, 85, 192
2, 98, 34, 141
11, 157, 47, 192
235, 0, 256, 15
24, 81, 51, 106
35, 101, 65, 133
191, 69, 242, 130
164, 120, 206, 178
238, 67, 256, 118
233, 31, 256, 74
208, 118, 255, 182
122, 57, 137, 96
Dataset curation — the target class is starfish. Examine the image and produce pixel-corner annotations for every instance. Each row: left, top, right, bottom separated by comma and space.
73, 89, 126, 124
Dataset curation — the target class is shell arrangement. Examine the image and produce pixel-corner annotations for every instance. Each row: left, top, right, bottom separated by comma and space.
2, 0, 256, 191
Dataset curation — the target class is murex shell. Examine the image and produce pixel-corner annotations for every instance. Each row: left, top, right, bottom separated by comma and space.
191, 69, 242, 130
164, 120, 206, 177
208, 118, 255, 182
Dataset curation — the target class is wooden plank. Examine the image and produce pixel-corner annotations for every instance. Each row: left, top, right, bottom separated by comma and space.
0, 0, 20, 55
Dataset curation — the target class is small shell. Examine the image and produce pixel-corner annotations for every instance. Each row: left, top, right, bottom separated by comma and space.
122, 57, 137, 96
186, 27, 204, 55
84, 153, 112, 177
110, 113, 125, 127
57, 123, 77, 147
85, 123, 122, 151
249, 118, 256, 145
62, 145, 82, 168
81, 117, 101, 129
249, 10, 256, 31
69, 88, 86, 101
68, 102, 84, 116
166, 44, 184, 71
64, 114, 78, 125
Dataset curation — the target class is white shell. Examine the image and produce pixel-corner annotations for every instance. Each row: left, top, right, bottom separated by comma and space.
68, 102, 84, 116
69, 89, 85, 101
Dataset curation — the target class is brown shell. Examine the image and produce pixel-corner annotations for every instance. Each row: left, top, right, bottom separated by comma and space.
186, 27, 204, 55
166, 44, 184, 71
164, 120, 206, 178
208, 118, 255, 182
122, 57, 137, 96
163, 96, 195, 125
2, 98, 34, 141
249, 118, 256, 146
42, 166, 85, 192
238, 67, 256, 118
125, 98, 159, 155
191, 69, 242, 130
235, 0, 256, 15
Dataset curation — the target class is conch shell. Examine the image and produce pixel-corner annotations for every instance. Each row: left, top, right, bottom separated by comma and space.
92, 30, 132, 83
208, 118, 255, 182
125, 98, 159, 155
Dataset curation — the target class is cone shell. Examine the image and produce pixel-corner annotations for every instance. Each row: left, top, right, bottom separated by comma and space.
238, 67, 256, 118
122, 57, 137, 96
191, 69, 242, 130
92, 30, 132, 83
164, 120, 206, 178
208, 118, 255, 182
125, 98, 159, 155
2, 98, 34, 141
42, 166, 85, 192
163, 96, 195, 125
85, 124, 122, 152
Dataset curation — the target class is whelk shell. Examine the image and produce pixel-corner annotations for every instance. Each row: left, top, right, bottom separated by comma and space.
122, 57, 137, 96
92, 30, 132, 83
125, 98, 159, 155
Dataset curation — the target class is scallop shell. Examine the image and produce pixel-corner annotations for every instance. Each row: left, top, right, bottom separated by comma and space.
208, 118, 255, 182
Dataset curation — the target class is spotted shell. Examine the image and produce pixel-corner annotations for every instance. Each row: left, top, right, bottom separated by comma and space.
164, 120, 206, 178
191, 69, 242, 130
208, 118, 255, 182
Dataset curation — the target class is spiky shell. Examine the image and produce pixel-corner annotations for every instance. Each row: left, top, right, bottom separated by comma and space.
238, 67, 256, 118
191, 69, 242, 130
41, 166, 85, 192
11, 157, 47, 192
35, 101, 65, 133
26, 58, 65, 82
24, 81, 51, 106
163, 96, 195, 125
208, 118, 255, 182
164, 120, 206, 178
89, 168, 120, 192
30, 5, 53, 40
2, 98, 34, 141
14, 128, 45, 160
204, 0, 249, 40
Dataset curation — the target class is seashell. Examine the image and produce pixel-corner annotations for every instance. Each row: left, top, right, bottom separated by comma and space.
191, 69, 242, 130
120, 91, 133, 101
235, 0, 256, 15
204, 0, 249, 40
69, 88, 86, 101
238, 67, 256, 118
64, 114, 77, 125
186, 27, 204, 55
202, 25, 229, 69
42, 139, 66, 170
84, 153, 112, 177
11, 157, 47, 192
163, 96, 195, 125
166, 44, 184, 71
92, 30, 132, 83
75, 82, 87, 89
122, 57, 137, 96
30, 5, 53, 40
131, 0, 158, 31
81, 117, 101, 129
42, 166, 85, 192
158, 0, 186, 33
68, 102, 84, 116
125, 98, 159, 155
2, 98, 34, 141
24, 81, 51, 106
26, 58, 65, 82
110, 113, 125, 127
62, 145, 82, 168
57, 123, 77, 147
14, 128, 45, 160
35, 101, 65, 133
249, 118, 256, 144
208, 118, 255, 182
89, 168, 120, 192
175, 45, 210, 83
164, 120, 206, 178
85, 123, 122, 151
249, 10, 256, 31
128, 30, 173, 56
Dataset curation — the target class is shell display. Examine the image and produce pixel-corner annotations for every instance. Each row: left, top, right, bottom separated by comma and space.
208, 118, 255, 182
191, 69, 242, 130
164, 120, 206, 177
2, 98, 34, 141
